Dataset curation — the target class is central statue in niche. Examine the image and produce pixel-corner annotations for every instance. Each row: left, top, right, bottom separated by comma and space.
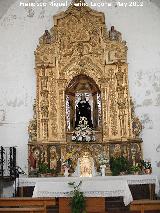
72, 93, 95, 142
75, 94, 93, 128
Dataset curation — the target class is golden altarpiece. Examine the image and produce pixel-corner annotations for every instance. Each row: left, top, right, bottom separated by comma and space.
28, 0, 143, 175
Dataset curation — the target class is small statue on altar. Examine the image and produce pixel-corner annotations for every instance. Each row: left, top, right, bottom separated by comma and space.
80, 152, 93, 177
75, 94, 93, 128
109, 26, 122, 42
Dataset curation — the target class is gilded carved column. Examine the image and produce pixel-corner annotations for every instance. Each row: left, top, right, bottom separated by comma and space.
117, 86, 127, 137
93, 93, 98, 129
109, 70, 118, 137
116, 63, 127, 137
48, 67, 59, 141
116, 62, 133, 138
69, 95, 75, 131
39, 64, 49, 140
101, 79, 109, 140
49, 83, 58, 140
58, 80, 67, 141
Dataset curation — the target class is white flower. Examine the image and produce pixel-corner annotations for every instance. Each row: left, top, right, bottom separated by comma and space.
98, 154, 108, 166
100, 164, 106, 168
72, 136, 76, 140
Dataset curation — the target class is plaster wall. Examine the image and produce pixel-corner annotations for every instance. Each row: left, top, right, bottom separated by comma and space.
0, 0, 160, 178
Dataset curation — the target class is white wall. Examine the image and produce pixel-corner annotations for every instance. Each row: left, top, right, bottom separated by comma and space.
0, 0, 160, 178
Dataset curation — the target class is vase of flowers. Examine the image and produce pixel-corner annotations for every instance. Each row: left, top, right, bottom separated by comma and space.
100, 165, 106, 177
62, 152, 73, 177
98, 154, 108, 177
141, 159, 152, 174
64, 166, 69, 177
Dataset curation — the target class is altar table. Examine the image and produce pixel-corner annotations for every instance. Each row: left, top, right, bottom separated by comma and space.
17, 175, 159, 194
16, 175, 159, 206
32, 179, 132, 206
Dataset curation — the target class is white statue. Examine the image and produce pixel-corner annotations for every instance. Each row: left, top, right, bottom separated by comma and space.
72, 152, 97, 177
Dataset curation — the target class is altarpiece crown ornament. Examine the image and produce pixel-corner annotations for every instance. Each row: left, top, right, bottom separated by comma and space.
28, 0, 143, 176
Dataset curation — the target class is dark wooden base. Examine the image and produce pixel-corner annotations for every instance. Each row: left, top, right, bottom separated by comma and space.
59, 197, 105, 213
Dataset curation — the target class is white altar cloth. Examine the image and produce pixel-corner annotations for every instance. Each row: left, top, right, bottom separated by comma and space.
16, 175, 159, 206
17, 175, 159, 194
32, 178, 133, 206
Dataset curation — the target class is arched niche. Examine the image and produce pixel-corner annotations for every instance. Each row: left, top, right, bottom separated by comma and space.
65, 74, 101, 132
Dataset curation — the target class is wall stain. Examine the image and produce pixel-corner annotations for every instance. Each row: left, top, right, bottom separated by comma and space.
135, 104, 142, 108
156, 161, 160, 167
152, 82, 160, 92
137, 70, 143, 80
1, 14, 17, 27
7, 98, 24, 107
0, 110, 5, 122
38, 8, 45, 19
25, 7, 35, 18
155, 94, 160, 106
156, 144, 160, 152
141, 114, 153, 129
142, 99, 153, 106
145, 90, 151, 96
155, 143, 160, 168
135, 80, 142, 87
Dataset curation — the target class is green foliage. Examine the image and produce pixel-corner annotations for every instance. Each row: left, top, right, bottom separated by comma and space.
109, 156, 130, 176
38, 163, 49, 174
130, 164, 141, 173
38, 162, 56, 175
68, 181, 86, 213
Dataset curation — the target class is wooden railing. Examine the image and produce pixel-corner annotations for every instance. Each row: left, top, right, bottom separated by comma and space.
130, 199, 160, 213
0, 197, 56, 213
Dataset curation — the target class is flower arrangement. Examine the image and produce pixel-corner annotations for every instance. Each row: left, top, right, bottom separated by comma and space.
140, 159, 152, 174
98, 154, 109, 167
72, 117, 95, 142
62, 152, 73, 168
141, 159, 152, 169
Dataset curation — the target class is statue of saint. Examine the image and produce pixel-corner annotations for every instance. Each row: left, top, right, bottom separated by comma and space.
80, 152, 93, 177
75, 94, 93, 128
109, 26, 122, 41
43, 30, 51, 44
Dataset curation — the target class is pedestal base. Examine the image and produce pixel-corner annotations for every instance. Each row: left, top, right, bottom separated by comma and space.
59, 197, 105, 213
